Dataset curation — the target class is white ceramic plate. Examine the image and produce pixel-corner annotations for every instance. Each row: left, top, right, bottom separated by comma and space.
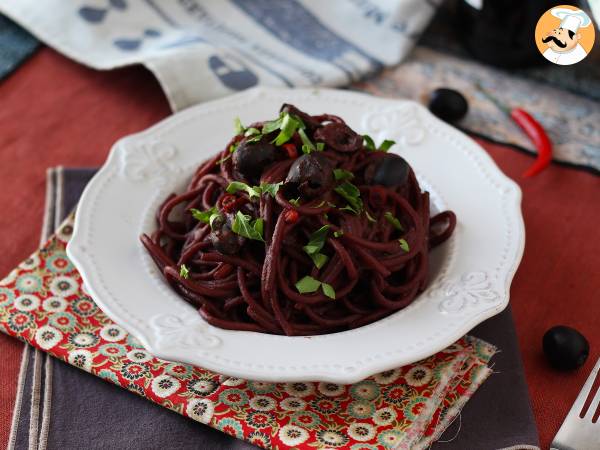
67, 87, 524, 384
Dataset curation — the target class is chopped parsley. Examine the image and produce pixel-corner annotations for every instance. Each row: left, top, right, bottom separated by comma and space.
226, 181, 261, 199
273, 112, 305, 146
289, 197, 301, 206
179, 264, 190, 279
363, 134, 396, 152
190, 206, 218, 224
303, 225, 330, 269
333, 230, 344, 238
231, 211, 264, 242
295, 276, 336, 299
398, 238, 410, 252
333, 168, 354, 181
384, 212, 405, 231
234, 117, 245, 135
334, 181, 363, 214
259, 181, 283, 198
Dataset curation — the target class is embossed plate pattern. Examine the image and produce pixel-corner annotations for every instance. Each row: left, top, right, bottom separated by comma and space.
67, 87, 524, 383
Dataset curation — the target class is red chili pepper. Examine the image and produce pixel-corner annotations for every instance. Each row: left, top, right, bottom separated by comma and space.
221, 194, 247, 213
282, 143, 298, 159
478, 85, 553, 178
511, 108, 553, 178
283, 208, 299, 224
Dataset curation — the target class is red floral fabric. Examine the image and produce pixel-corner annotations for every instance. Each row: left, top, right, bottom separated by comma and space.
0, 216, 495, 449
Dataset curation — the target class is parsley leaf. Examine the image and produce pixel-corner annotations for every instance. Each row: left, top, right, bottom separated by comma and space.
244, 127, 260, 137
190, 206, 218, 224
295, 276, 321, 294
229, 143, 238, 153
259, 182, 283, 198
288, 197, 301, 206
334, 182, 363, 214
226, 181, 261, 200
398, 238, 410, 252
273, 113, 304, 146
234, 117, 245, 135
384, 212, 405, 231
333, 230, 344, 238
363, 134, 376, 151
316, 142, 325, 151
262, 114, 284, 134
311, 253, 329, 269
208, 213, 222, 230
379, 139, 396, 152
216, 154, 232, 165
231, 211, 265, 242
303, 225, 330, 255
321, 282, 336, 299
333, 168, 354, 181
298, 127, 317, 154
179, 264, 190, 279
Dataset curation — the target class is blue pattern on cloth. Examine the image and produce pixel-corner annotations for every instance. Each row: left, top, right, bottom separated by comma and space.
0, 15, 38, 80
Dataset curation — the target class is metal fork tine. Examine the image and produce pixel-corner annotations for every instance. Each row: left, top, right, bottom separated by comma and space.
585, 385, 600, 421
573, 357, 600, 418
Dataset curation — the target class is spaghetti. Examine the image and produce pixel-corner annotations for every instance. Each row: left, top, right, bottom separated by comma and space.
141, 105, 456, 336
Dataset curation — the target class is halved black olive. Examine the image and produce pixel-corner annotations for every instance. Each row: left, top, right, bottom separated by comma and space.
364, 153, 410, 187
280, 104, 321, 131
543, 325, 589, 371
314, 122, 362, 153
209, 215, 244, 255
286, 153, 334, 199
232, 136, 277, 184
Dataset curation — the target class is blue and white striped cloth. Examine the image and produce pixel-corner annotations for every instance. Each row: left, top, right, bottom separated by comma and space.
0, 0, 438, 110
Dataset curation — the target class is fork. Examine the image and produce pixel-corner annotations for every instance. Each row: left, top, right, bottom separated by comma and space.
551, 357, 600, 450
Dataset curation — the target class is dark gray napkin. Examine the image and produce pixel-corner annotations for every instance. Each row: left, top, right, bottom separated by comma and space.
0, 14, 38, 80
11, 168, 539, 450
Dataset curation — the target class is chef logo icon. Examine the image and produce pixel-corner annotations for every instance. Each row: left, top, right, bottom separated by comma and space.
535, 5, 595, 65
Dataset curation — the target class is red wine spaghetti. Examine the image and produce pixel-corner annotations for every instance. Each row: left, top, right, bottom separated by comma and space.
141, 105, 456, 336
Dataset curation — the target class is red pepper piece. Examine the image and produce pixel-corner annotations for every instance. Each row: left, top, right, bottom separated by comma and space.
221, 194, 247, 213
511, 108, 553, 178
282, 143, 298, 159
283, 209, 299, 224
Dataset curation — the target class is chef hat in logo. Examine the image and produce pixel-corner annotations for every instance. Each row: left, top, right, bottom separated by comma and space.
551, 7, 592, 33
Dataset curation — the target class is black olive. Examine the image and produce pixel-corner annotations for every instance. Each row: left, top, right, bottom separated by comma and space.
285, 153, 334, 199
280, 104, 321, 131
314, 122, 362, 153
543, 325, 589, 371
428, 88, 469, 123
364, 153, 410, 187
209, 216, 244, 255
232, 136, 277, 184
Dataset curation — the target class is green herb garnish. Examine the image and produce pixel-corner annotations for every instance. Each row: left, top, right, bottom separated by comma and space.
316, 142, 325, 151
384, 212, 405, 231
333, 168, 354, 182
216, 154, 232, 165
229, 143, 238, 153
303, 225, 330, 269
333, 230, 344, 238
379, 139, 396, 152
190, 206, 218, 224
363, 134, 376, 151
334, 181, 363, 214
289, 197, 301, 206
363, 134, 396, 152
234, 117, 245, 135
231, 211, 264, 242
398, 238, 410, 252
259, 182, 283, 198
273, 113, 304, 146
179, 264, 190, 279
226, 181, 262, 200
295, 276, 336, 299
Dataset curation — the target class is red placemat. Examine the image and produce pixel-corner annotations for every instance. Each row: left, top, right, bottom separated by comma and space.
1, 47, 599, 448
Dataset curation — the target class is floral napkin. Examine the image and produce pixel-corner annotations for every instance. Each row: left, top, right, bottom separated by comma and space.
0, 216, 495, 449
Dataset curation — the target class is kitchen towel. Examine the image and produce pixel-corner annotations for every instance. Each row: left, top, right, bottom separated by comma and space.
0, 0, 437, 111
0, 14, 38, 80
7, 167, 539, 449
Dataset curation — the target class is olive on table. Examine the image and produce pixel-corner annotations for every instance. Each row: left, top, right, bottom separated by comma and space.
543, 325, 589, 371
285, 153, 334, 199
314, 122, 362, 153
364, 153, 410, 187
232, 136, 277, 184
428, 88, 469, 123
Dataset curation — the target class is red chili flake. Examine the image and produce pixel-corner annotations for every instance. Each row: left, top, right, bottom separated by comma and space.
282, 143, 298, 159
284, 209, 299, 224
221, 194, 247, 213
